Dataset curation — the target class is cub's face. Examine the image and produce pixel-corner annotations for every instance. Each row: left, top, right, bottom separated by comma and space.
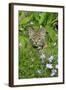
28, 27, 46, 49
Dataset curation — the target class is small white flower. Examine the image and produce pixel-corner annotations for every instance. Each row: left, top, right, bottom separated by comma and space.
46, 64, 53, 69
48, 56, 54, 62
19, 42, 22, 48
40, 53, 45, 59
51, 69, 57, 76
55, 64, 58, 69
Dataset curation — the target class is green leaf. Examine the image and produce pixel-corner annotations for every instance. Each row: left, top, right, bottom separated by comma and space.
19, 35, 27, 48
45, 26, 56, 42
39, 13, 47, 25
33, 12, 39, 21
20, 14, 33, 25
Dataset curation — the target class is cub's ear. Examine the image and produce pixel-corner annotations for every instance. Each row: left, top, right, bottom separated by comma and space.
28, 27, 34, 39
40, 27, 46, 38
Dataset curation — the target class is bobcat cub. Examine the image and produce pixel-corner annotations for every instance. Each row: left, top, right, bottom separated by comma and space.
28, 27, 47, 50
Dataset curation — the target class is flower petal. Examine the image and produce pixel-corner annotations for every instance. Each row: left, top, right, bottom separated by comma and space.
46, 64, 53, 69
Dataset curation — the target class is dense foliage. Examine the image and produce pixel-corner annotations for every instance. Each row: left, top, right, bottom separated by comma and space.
18, 11, 58, 79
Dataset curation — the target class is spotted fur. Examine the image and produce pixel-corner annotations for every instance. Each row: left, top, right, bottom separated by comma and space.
28, 27, 46, 50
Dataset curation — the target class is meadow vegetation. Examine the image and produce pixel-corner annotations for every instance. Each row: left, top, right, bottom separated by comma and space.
18, 11, 58, 79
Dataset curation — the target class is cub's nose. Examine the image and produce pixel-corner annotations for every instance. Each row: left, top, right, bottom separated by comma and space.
32, 42, 38, 48
35, 42, 37, 44
33, 42, 37, 45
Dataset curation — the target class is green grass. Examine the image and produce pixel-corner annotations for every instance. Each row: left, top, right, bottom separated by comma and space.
18, 11, 58, 79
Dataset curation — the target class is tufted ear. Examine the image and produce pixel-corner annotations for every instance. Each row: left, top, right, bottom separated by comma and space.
28, 27, 34, 39
39, 27, 46, 39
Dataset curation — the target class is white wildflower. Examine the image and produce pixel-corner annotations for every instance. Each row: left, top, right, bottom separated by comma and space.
55, 64, 58, 69
48, 56, 54, 62
46, 64, 53, 69
51, 69, 57, 76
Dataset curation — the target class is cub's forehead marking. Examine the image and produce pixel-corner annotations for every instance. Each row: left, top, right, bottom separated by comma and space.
32, 34, 41, 40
